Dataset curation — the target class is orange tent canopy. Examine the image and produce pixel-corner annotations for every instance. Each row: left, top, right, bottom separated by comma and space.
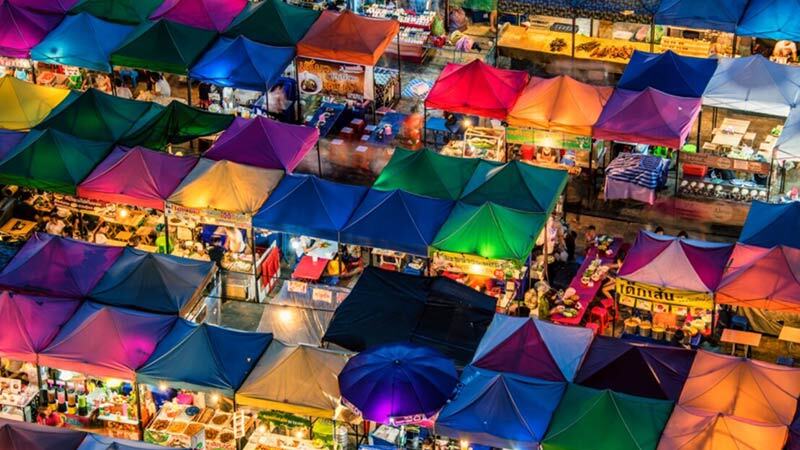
506, 75, 613, 136
716, 243, 800, 313
296, 10, 399, 66
657, 405, 788, 450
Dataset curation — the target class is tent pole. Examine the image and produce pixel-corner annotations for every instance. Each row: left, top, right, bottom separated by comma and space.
250, 226, 259, 296
571, 13, 576, 62
649, 16, 655, 53
109, 70, 117, 96
35, 355, 43, 391
187, 77, 193, 106
316, 142, 323, 177
695, 109, 702, 149
294, 61, 302, 123
766, 150, 775, 201
732, 33, 738, 57
266, 83, 271, 117
163, 211, 170, 254
674, 148, 681, 197
612, 290, 619, 337
396, 33, 402, 101
134, 380, 145, 440
423, 105, 427, 145
29, 59, 37, 84
589, 138, 594, 198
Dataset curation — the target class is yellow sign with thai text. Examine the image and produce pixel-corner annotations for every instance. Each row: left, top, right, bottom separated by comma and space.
616, 278, 713, 309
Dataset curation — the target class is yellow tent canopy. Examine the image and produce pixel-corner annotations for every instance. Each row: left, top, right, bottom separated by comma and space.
0, 76, 71, 130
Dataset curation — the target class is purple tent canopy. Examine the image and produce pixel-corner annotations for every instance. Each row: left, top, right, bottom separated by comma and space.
594, 87, 701, 149
0, 3, 62, 58
7, 0, 78, 14
149, 0, 248, 32
0, 130, 26, 160
0, 419, 86, 450
0, 291, 81, 363
204, 116, 319, 172
0, 233, 123, 298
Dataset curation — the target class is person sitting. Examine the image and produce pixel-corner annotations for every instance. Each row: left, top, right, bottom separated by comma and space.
44, 213, 66, 236
448, 7, 468, 32
93, 222, 110, 244
114, 78, 132, 99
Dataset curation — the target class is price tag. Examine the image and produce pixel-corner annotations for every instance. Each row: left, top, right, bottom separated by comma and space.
287, 280, 307, 294
312, 288, 333, 303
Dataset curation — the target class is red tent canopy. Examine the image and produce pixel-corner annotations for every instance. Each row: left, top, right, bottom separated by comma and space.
425, 60, 529, 120
296, 10, 399, 66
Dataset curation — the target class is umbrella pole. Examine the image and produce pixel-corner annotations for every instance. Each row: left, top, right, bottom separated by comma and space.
187, 77, 193, 106
317, 142, 323, 177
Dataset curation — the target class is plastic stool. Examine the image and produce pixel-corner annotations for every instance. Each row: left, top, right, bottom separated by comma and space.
731, 315, 748, 331
589, 306, 609, 335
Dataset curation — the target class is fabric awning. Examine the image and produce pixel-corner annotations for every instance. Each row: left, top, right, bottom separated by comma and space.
0, 291, 81, 363
69, 0, 162, 24
120, 100, 234, 151
717, 244, 800, 313
0, 76, 71, 131
654, 0, 748, 32
618, 50, 717, 98
148, 0, 247, 32
740, 200, 800, 249
224, 0, 319, 46
373, 148, 479, 200
297, 10, 399, 66
0, 2, 61, 58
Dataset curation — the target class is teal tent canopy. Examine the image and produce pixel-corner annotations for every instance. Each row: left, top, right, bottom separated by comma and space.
225, 0, 320, 46
460, 160, 568, 214
69, 0, 163, 24
373, 148, 479, 200
120, 100, 234, 150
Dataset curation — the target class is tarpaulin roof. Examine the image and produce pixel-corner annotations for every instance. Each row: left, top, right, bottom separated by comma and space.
717, 244, 800, 313
205, 116, 318, 172
167, 158, 283, 215
470, 315, 593, 382
654, 0, 748, 33
0, 2, 61, 58
618, 50, 717, 98
0, 128, 112, 194
90, 247, 214, 315
137, 321, 272, 395
111, 19, 217, 75
506, 75, 612, 135
373, 148, 479, 200
253, 174, 367, 241
149, 0, 247, 32
0, 291, 81, 363
594, 87, 701, 148
30, 13, 134, 72
189, 36, 295, 92
657, 405, 789, 450
40, 302, 176, 379
78, 434, 188, 450
77, 147, 198, 210
679, 350, 800, 426
37, 88, 165, 142
8, 0, 78, 14
0, 233, 123, 297
323, 267, 496, 366
339, 189, 453, 256
737, 0, 800, 41
69, 0, 162, 24
702, 55, 800, 117
741, 201, 800, 249
0, 76, 71, 131
0, 420, 86, 450
425, 60, 529, 120
575, 336, 696, 401
237, 342, 350, 418
542, 384, 673, 450
460, 160, 568, 214
436, 366, 566, 449
775, 107, 800, 161
618, 230, 734, 292
120, 100, 234, 151
224, 0, 320, 46
297, 10, 399, 66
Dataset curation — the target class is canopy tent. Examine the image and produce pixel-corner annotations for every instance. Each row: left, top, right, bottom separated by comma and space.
297, 10, 399, 66
425, 60, 529, 120
137, 321, 272, 395
506, 75, 612, 135
618, 50, 717, 98
432, 202, 545, 263
237, 342, 350, 418
77, 147, 198, 210
594, 87, 701, 148
0, 2, 61, 58
323, 267, 496, 366
654, 0, 748, 33
575, 336, 696, 401
30, 13, 134, 72
69, 0, 162, 24
36, 88, 165, 142
78, 434, 187, 450
204, 116, 318, 172
702, 55, 800, 117
40, 302, 176, 379
470, 315, 593, 382
110, 19, 217, 75
542, 384, 673, 450
0, 76, 71, 131
148, 0, 247, 32
7, 0, 78, 14
679, 350, 800, 426
436, 366, 566, 450
657, 405, 789, 450
373, 148, 479, 200
0, 420, 86, 450
737, 0, 800, 41
253, 174, 367, 241
339, 189, 453, 256
741, 201, 800, 249
224, 0, 320, 46
0, 128, 112, 194
0, 130, 25, 160
775, 107, 800, 160
716, 244, 800, 313
460, 160, 568, 213
167, 158, 283, 215
0, 233, 122, 297
89, 247, 215, 315
119, 100, 234, 151
0, 291, 81, 363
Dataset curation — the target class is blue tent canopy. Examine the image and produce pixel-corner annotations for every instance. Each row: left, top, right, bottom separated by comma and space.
189, 36, 295, 92
740, 201, 800, 249
78, 434, 184, 450
30, 13, 134, 73
618, 50, 717, 98
89, 247, 215, 315
737, 0, 800, 41
137, 321, 273, 395
775, 107, 800, 160
340, 189, 453, 256
253, 174, 367, 241
654, 0, 748, 33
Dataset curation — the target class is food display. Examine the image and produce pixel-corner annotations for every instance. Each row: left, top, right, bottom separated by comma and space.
442, 127, 506, 161
579, 257, 609, 287
144, 401, 247, 450
243, 410, 334, 450
364, 6, 433, 63
679, 152, 771, 203
0, 377, 37, 422
498, 26, 653, 64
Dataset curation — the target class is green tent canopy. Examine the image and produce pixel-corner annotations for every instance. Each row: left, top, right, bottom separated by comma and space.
36, 88, 164, 143
432, 202, 545, 262
225, 0, 320, 46
373, 148, 479, 200
542, 384, 673, 450
120, 100, 235, 150
460, 161, 568, 214
111, 20, 217, 75
0, 129, 112, 194
69, 0, 163, 24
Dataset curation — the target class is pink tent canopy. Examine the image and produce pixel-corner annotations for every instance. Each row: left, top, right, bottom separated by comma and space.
717, 244, 800, 313
148, 0, 248, 32
204, 116, 319, 172
0, 2, 62, 58
0, 291, 81, 363
593, 87, 701, 149
6, 0, 77, 14
39, 302, 176, 380
425, 60, 529, 120
77, 147, 198, 211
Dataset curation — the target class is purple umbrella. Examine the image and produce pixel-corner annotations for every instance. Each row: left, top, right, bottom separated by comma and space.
339, 343, 458, 424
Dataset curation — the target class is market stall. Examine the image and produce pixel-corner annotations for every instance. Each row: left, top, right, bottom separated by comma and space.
617, 50, 717, 98
372, 148, 479, 200
0, 76, 70, 131
224, 0, 320, 47
255, 283, 345, 346
716, 244, 800, 313
736, 0, 800, 46
363, 5, 434, 64
460, 160, 568, 212
119, 101, 234, 152
148, 0, 247, 33
0, 419, 87, 450
69, 0, 162, 25
654, 0, 742, 58
78, 433, 188, 450
739, 200, 800, 249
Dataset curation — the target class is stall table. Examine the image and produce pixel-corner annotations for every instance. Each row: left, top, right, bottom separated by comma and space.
721, 328, 762, 356
292, 256, 330, 281
719, 118, 750, 134
711, 132, 743, 147
0, 218, 36, 238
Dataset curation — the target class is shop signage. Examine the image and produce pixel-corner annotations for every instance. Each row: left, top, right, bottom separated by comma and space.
431, 250, 523, 279
311, 287, 334, 304
681, 152, 771, 175
165, 203, 251, 229
287, 280, 308, 294
0, 57, 31, 69
616, 279, 713, 309
296, 57, 374, 101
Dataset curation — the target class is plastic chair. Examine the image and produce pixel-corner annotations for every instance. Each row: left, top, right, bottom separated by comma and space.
731, 315, 749, 331
777, 356, 795, 367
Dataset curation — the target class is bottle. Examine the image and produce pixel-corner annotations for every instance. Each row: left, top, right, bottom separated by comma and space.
77, 392, 88, 417
67, 382, 76, 414
46, 380, 55, 405
56, 384, 67, 413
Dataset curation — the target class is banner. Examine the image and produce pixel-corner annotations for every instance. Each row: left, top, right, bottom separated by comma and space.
296, 57, 374, 101
616, 278, 713, 309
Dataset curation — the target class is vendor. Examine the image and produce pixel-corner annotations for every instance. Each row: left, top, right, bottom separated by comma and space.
207, 236, 225, 270
45, 213, 66, 236
93, 222, 110, 244
773, 40, 798, 62
114, 78, 132, 99
223, 227, 246, 253
583, 225, 597, 250
152, 73, 171, 98
37, 406, 64, 428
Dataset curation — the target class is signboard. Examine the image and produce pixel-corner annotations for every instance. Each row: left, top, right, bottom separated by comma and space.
165, 202, 251, 229
296, 57, 374, 101
681, 152, 771, 175
616, 278, 713, 309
